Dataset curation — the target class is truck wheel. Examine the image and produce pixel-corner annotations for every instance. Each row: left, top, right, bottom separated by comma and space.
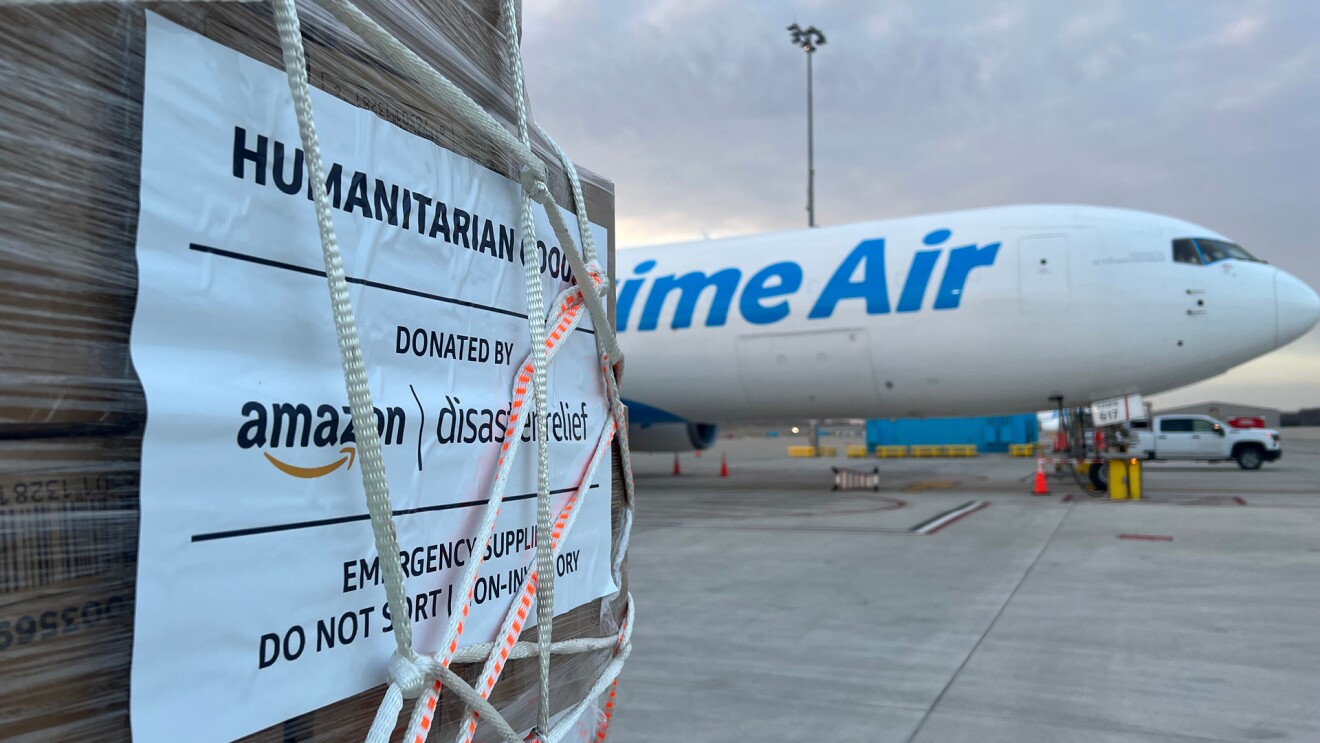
1235, 445, 1264, 470
1088, 461, 1108, 492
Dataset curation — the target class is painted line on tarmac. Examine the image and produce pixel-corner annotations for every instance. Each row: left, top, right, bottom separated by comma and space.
911, 500, 989, 534
1088, 495, 1247, 506
645, 500, 990, 536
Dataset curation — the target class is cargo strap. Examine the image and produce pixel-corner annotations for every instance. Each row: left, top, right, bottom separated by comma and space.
266, 0, 635, 742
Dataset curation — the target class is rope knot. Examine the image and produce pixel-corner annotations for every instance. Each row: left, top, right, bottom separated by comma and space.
387, 650, 432, 699
519, 165, 555, 207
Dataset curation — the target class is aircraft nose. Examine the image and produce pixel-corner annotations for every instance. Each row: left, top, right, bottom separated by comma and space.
1275, 270, 1320, 347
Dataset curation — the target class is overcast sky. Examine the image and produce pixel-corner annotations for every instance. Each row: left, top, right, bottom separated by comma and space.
521, 1, 1320, 412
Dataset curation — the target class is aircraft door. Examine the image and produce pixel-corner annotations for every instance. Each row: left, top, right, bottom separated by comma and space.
1018, 234, 1071, 314
735, 328, 881, 416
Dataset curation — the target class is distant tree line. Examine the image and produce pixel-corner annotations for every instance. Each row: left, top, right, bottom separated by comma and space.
1280, 409, 1320, 426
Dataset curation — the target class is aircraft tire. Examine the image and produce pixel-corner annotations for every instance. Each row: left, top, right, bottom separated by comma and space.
1088, 461, 1108, 492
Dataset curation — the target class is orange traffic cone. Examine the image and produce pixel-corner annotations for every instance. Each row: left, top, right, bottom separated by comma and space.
1053, 430, 1068, 453
1032, 456, 1050, 495
719, 452, 729, 478
672, 453, 681, 476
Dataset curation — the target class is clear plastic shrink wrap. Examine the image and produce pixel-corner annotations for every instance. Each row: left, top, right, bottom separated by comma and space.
0, 1, 625, 740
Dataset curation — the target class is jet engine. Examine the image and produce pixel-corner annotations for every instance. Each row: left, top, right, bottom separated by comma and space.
627, 421, 719, 451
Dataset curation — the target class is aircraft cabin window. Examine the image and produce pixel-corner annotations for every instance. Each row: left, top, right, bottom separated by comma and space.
1160, 418, 1193, 433
1194, 238, 1261, 264
1172, 239, 1201, 265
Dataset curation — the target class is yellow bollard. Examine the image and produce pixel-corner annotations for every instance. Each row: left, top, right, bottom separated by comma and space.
1108, 458, 1129, 500
1127, 457, 1142, 500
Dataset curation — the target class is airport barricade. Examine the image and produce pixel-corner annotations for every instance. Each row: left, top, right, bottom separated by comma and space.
788, 445, 840, 457
846, 444, 870, 458
1009, 443, 1036, 457
875, 445, 909, 458
832, 465, 880, 491
943, 444, 977, 457
911, 445, 943, 458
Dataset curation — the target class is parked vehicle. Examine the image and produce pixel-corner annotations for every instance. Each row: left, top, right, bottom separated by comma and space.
1131, 415, 1281, 469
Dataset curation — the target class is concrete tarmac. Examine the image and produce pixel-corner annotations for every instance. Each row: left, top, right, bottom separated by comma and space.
607, 430, 1320, 742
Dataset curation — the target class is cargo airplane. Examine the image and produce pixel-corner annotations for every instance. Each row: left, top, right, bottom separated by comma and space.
614, 205, 1320, 450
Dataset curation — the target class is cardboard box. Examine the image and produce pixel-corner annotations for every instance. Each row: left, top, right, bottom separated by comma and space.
0, 1, 622, 739
0, 437, 139, 740
0, 438, 623, 741
0, 11, 144, 436
0, 0, 614, 437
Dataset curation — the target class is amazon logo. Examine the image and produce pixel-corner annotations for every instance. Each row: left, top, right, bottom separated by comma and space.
236, 401, 406, 478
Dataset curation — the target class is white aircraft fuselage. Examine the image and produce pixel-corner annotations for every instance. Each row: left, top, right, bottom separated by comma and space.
615, 205, 1319, 449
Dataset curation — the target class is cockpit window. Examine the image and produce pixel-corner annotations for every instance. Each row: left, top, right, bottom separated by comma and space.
1172, 239, 1201, 265
1171, 237, 1262, 265
1195, 238, 1260, 263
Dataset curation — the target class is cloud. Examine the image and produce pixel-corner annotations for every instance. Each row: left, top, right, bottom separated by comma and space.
520, 0, 1320, 407
630, 0, 717, 32
1194, 14, 1265, 48
1061, 6, 1122, 40
865, 5, 912, 37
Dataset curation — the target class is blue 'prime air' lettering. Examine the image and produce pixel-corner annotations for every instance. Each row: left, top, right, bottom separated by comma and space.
617, 230, 1001, 331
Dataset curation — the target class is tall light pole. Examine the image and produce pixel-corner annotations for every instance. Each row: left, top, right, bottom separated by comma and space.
787, 23, 826, 228
789, 24, 827, 455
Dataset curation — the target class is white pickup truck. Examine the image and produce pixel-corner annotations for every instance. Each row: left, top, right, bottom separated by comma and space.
1130, 415, 1281, 470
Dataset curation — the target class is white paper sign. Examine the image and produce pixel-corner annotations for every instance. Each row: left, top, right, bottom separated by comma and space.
129, 15, 614, 742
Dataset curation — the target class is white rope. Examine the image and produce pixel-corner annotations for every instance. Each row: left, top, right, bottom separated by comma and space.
393, 258, 608, 733
450, 633, 623, 664
396, 277, 621, 743
312, 0, 545, 183
532, 127, 598, 266
496, 2, 557, 737
269, 0, 414, 669
530, 126, 622, 368
545, 600, 633, 743
519, 132, 633, 526
283, 9, 608, 724
449, 390, 613, 743
0, 0, 260, 5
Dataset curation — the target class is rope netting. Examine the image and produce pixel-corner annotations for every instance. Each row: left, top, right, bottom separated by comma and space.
275, 0, 636, 739
0, 0, 636, 739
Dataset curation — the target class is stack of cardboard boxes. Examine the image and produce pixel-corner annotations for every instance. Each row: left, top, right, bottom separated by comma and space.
0, 2, 621, 739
